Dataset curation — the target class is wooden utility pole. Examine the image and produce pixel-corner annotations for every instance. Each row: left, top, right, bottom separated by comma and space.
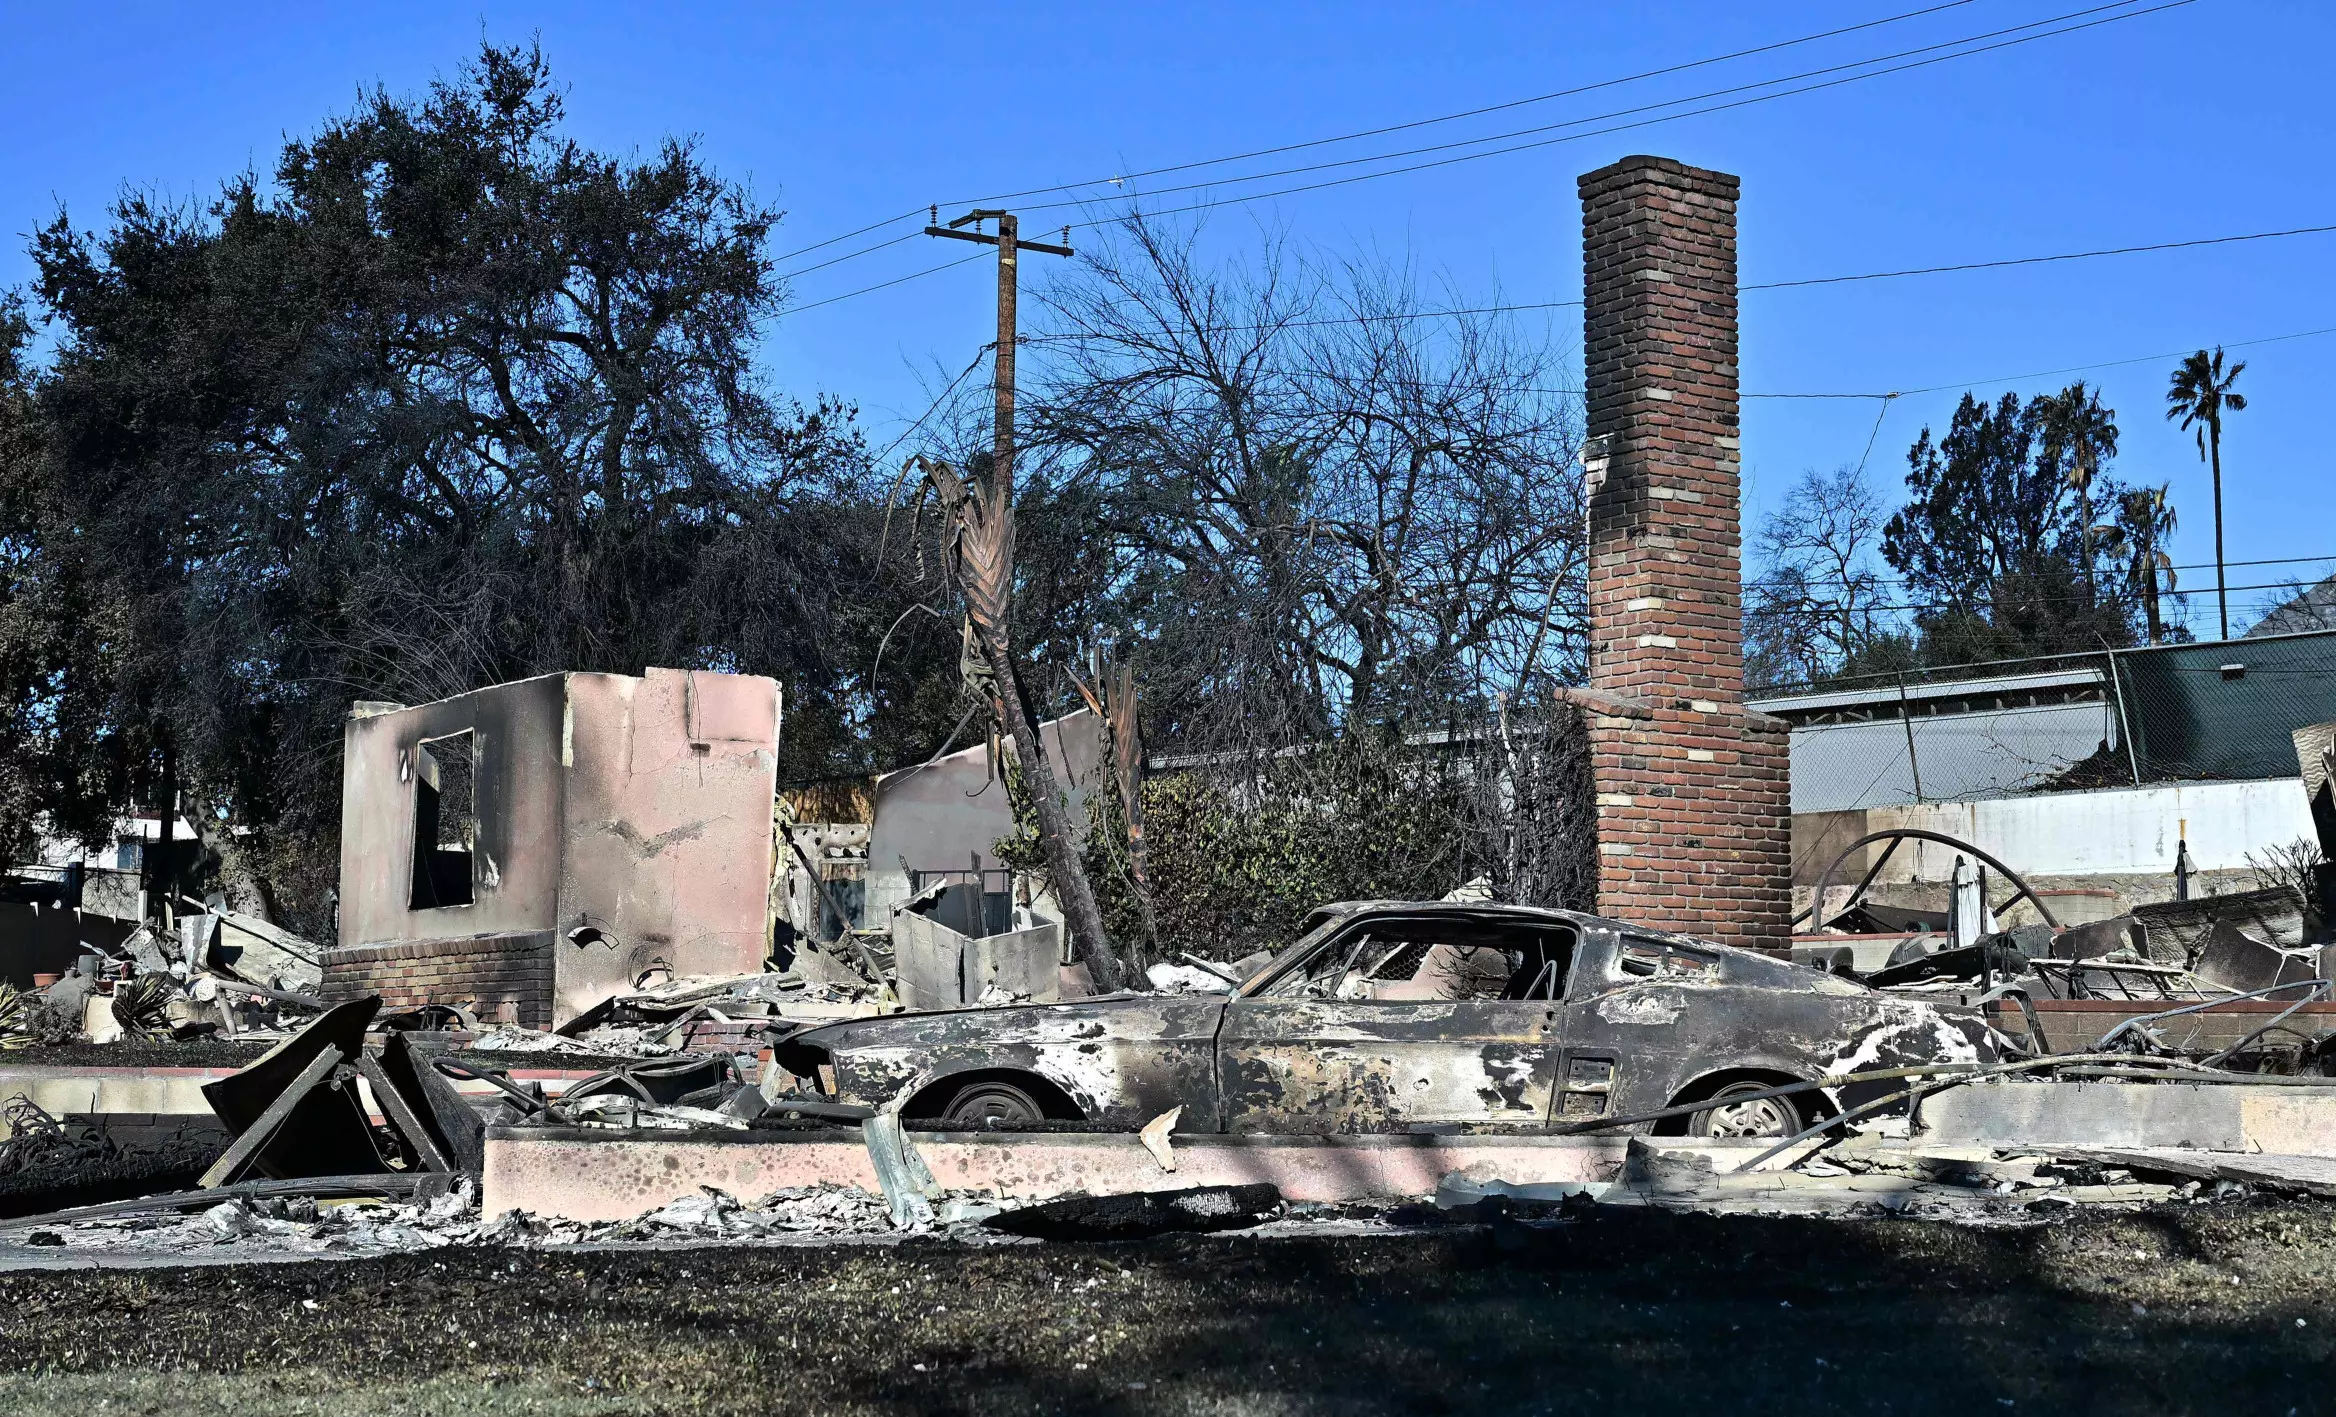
923, 210, 1126, 986
925, 208, 1071, 481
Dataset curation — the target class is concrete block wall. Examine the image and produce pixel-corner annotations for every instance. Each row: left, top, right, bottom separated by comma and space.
1578, 155, 1792, 954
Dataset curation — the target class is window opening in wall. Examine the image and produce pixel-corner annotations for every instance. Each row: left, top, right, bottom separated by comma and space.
409, 731, 477, 909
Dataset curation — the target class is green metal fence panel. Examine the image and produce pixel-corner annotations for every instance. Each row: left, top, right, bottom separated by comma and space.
2115, 630, 2336, 783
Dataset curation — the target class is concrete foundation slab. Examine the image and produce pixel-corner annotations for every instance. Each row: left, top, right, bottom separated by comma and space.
482, 1127, 1634, 1223
2038, 1147, 2336, 1197
1921, 1082, 2336, 1151
0, 1067, 226, 1124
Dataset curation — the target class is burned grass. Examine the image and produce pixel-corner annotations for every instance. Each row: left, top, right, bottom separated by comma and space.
0, 1200, 2332, 1414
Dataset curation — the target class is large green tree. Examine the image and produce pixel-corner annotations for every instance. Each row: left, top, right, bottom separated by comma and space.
1878, 382, 2149, 669
4, 45, 947, 929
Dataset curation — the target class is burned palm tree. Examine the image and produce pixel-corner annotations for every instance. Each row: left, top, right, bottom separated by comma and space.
902, 453, 1125, 991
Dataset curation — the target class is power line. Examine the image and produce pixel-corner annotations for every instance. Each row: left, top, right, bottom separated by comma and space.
1745, 554, 2336, 593
954, 1, 1986, 210
779, 1, 2163, 285
775, 3, 1986, 271
1750, 576, 2317, 616
781, 230, 922, 280
1744, 223, 2336, 296
1020, 298, 1584, 343
1004, 1, 2165, 225
1000, 315, 2336, 435
1883, 324, 2336, 398
1713, 320, 2336, 402
773, 207, 928, 264
867, 344, 996, 466
1018, 227, 2336, 345
786, 250, 990, 315
783, 2, 2189, 314
1017, 0, 2190, 235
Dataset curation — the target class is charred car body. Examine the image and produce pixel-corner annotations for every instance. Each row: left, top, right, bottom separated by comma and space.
770, 902, 1994, 1138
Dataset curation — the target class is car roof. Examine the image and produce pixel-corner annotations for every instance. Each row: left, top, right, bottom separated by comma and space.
1296, 899, 1715, 950
1302, 898, 1586, 929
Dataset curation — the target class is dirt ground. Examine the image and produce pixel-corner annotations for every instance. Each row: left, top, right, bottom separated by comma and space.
0, 1199, 2332, 1416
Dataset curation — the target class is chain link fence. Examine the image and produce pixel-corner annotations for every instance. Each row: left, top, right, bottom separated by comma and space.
1751, 629, 2336, 814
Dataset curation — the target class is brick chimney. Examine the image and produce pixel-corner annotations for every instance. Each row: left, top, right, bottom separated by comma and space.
1578, 155, 1791, 953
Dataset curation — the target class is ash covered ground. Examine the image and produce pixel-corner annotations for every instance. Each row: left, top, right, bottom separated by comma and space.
0, 1202, 2333, 1415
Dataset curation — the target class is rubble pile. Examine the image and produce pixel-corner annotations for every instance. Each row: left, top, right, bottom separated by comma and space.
0, 908, 324, 1052
545, 966, 888, 1058
1612, 1135, 2237, 1220
1, 1178, 1042, 1258
0, 1098, 215, 1218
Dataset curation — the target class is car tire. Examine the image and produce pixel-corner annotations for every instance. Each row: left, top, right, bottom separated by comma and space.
1689, 1081, 1803, 1140
940, 1080, 1048, 1128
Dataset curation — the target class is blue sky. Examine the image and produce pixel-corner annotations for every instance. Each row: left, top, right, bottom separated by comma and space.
3, 0, 2328, 633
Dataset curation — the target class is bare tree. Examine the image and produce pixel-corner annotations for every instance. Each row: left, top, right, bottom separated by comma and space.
1745, 466, 1891, 688
1023, 216, 1586, 755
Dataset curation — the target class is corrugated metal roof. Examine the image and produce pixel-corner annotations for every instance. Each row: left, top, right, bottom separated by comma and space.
1751, 665, 2103, 718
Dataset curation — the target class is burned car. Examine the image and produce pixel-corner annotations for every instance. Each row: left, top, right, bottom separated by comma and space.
770, 902, 1992, 1138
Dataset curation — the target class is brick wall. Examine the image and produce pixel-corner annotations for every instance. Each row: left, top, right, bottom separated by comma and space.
321, 930, 555, 1029
1578, 155, 1792, 953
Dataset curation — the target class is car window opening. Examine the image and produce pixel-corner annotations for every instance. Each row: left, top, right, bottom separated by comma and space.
1270, 922, 1575, 1003
1616, 936, 1718, 982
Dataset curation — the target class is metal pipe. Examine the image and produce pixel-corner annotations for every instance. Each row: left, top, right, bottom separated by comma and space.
2092, 979, 2331, 1053
1899, 677, 1924, 804
2201, 982, 2335, 1068
2109, 647, 2142, 786
432, 1057, 569, 1124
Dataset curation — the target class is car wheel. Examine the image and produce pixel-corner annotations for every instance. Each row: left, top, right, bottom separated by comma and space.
1690, 1081, 1803, 1140
941, 1080, 1047, 1128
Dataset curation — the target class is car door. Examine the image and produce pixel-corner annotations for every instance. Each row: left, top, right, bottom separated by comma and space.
1555, 928, 1727, 1123
1215, 914, 1572, 1134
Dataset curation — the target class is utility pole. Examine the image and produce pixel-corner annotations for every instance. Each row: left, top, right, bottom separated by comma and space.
925, 208, 1072, 486
921, 209, 1127, 987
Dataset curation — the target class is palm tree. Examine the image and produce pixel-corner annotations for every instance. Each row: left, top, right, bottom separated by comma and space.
2165, 348, 2247, 639
2111, 483, 2180, 643
2042, 382, 2118, 609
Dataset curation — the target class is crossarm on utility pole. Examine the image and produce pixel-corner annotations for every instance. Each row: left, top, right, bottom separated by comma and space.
924, 225, 1073, 257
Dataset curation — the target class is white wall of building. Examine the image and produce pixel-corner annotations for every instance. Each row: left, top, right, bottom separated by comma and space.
1795, 777, 2318, 884
863, 710, 1105, 924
